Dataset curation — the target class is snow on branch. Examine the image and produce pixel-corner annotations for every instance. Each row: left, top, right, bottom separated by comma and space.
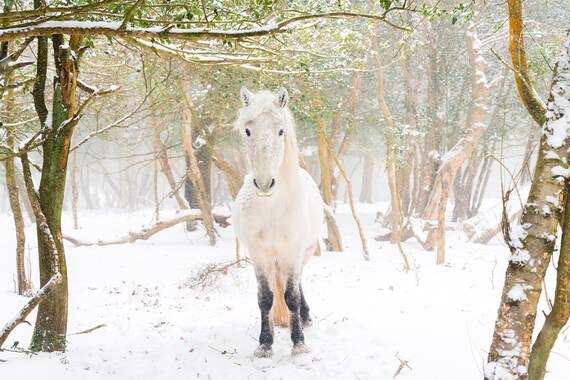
0, 11, 410, 43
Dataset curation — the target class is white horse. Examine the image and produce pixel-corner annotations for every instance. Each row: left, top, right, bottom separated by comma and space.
232, 87, 323, 358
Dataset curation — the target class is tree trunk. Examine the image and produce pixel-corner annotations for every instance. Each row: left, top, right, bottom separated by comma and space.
486, 29, 570, 379
401, 38, 418, 217
3, 34, 31, 296
70, 136, 79, 229
527, 182, 570, 380
180, 76, 216, 246
359, 152, 375, 203
420, 22, 492, 253
520, 121, 541, 185
184, 143, 212, 208
507, 0, 547, 126
30, 34, 81, 352
331, 68, 365, 201
313, 92, 343, 252
370, 31, 401, 244
415, 19, 444, 216
151, 102, 189, 211
452, 157, 479, 222
470, 154, 494, 218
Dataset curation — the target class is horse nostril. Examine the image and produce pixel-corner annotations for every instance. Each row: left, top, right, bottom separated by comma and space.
269, 179, 275, 189
253, 178, 260, 189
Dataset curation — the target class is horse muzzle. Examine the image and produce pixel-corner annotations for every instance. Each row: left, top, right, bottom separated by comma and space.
253, 178, 275, 197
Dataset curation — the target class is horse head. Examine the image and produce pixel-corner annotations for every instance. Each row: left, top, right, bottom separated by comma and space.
237, 86, 295, 197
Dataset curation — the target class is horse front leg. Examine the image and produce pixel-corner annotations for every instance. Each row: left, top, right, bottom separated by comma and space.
254, 273, 274, 358
299, 283, 312, 328
285, 275, 310, 355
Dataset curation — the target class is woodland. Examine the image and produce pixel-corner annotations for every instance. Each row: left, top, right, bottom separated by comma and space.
0, 0, 569, 379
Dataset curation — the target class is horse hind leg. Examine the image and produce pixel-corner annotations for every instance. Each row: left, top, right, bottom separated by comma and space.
272, 270, 290, 327
285, 275, 311, 355
254, 272, 274, 358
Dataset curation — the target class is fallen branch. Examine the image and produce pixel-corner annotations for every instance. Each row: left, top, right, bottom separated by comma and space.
63, 211, 230, 247
182, 258, 249, 290
70, 323, 107, 335
463, 209, 523, 245
393, 352, 412, 378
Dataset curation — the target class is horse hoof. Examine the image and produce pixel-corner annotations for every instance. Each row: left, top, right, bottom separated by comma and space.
291, 343, 311, 355
254, 344, 273, 358
302, 317, 313, 328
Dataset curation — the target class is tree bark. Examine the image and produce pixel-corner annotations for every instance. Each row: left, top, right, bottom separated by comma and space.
30, 34, 82, 352
486, 29, 570, 379
527, 182, 570, 380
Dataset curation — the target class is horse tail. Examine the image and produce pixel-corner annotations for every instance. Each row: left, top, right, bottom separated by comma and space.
273, 274, 290, 327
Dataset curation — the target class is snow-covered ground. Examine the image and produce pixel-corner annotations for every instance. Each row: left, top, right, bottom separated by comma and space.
1, 203, 568, 379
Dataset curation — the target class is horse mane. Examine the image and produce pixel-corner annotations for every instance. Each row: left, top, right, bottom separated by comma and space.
235, 90, 299, 170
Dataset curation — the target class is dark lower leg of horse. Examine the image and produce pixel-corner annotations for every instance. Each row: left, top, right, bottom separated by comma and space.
285, 278, 310, 355
255, 275, 274, 358
300, 284, 312, 327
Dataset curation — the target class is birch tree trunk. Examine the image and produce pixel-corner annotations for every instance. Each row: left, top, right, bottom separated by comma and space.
528, 182, 570, 380
486, 29, 570, 379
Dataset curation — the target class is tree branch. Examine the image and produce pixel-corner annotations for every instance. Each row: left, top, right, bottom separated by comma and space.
0, 11, 409, 43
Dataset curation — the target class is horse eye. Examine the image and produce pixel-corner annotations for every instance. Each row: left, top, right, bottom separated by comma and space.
279, 129, 284, 136
245, 128, 251, 137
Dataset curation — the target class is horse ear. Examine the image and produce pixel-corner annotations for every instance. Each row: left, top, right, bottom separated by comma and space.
241, 86, 254, 107
276, 87, 288, 108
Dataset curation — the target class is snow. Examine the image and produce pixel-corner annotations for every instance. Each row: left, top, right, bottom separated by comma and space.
544, 150, 560, 160
544, 31, 570, 149
1, 204, 569, 379
545, 195, 560, 207
551, 165, 570, 178
509, 223, 529, 249
509, 249, 530, 266
484, 361, 517, 380
507, 284, 531, 302
543, 205, 552, 216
